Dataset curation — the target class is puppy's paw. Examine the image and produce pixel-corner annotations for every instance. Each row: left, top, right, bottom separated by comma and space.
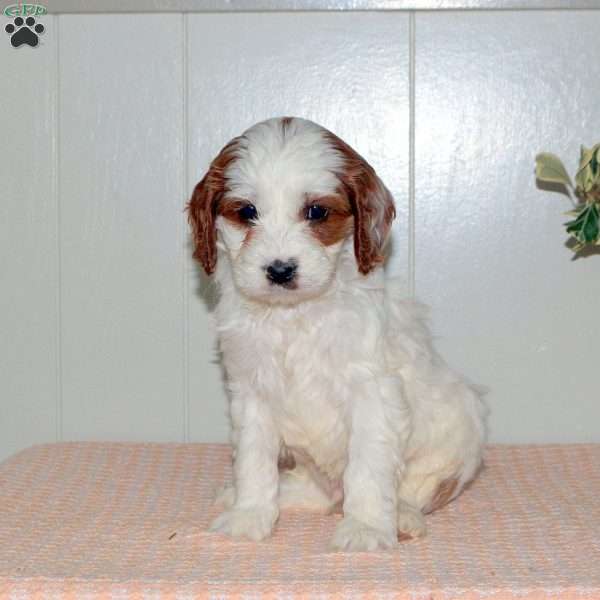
330, 516, 397, 551
397, 504, 427, 540
209, 506, 278, 541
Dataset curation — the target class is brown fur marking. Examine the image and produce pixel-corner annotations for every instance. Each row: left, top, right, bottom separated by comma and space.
426, 477, 459, 514
277, 446, 297, 471
187, 137, 241, 275
302, 194, 353, 247
281, 116, 294, 134
217, 197, 256, 228
324, 132, 396, 274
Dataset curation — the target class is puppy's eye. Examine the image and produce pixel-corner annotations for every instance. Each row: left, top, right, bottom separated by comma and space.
306, 204, 328, 221
238, 204, 258, 223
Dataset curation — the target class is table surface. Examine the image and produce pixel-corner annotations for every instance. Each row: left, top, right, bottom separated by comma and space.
1, 442, 599, 599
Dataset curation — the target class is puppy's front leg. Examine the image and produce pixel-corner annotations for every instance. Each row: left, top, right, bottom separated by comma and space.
209, 395, 279, 541
332, 377, 409, 551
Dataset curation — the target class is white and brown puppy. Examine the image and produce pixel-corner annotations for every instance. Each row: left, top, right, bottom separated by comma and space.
188, 117, 487, 551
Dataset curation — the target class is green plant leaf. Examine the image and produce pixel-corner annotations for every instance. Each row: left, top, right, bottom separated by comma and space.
584, 208, 599, 243
575, 144, 600, 195
591, 148, 600, 177
579, 145, 596, 169
535, 153, 573, 188
565, 203, 600, 245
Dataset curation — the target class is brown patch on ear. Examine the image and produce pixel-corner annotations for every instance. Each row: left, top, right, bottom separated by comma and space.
325, 132, 396, 274
302, 194, 353, 247
186, 138, 241, 275
425, 477, 460, 514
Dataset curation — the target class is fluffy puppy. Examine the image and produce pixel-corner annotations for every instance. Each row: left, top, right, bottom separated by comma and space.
188, 117, 487, 551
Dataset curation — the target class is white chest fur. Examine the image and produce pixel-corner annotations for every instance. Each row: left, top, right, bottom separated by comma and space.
216, 281, 386, 479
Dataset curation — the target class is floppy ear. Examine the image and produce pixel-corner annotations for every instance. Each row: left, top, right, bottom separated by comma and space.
187, 138, 241, 275
326, 133, 396, 274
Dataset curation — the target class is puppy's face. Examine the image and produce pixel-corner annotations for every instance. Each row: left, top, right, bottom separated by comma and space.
188, 118, 395, 305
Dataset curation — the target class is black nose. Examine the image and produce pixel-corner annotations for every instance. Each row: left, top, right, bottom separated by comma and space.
266, 259, 297, 286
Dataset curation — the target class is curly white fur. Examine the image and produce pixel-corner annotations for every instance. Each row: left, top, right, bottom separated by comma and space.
190, 117, 488, 551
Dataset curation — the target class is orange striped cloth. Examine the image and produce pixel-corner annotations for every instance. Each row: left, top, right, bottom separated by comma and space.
1, 442, 599, 599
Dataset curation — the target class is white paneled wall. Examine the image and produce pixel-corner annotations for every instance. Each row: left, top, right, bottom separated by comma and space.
1, 8, 598, 461
415, 11, 600, 442
1, 19, 58, 456
59, 15, 185, 443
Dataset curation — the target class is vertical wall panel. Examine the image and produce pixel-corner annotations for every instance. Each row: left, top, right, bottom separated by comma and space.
186, 12, 411, 442
59, 15, 185, 441
0, 17, 58, 461
415, 11, 600, 442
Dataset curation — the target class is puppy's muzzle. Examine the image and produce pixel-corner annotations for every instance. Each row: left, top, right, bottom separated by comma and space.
265, 259, 298, 286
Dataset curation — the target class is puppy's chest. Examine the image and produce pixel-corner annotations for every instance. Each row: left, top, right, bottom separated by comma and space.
267, 316, 348, 474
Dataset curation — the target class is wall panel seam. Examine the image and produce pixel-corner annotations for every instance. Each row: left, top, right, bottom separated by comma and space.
182, 13, 190, 443
54, 14, 63, 442
408, 10, 416, 299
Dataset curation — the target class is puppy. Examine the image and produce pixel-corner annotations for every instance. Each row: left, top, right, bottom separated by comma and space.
188, 117, 487, 551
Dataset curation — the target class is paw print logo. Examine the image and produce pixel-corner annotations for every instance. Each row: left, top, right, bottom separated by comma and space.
5, 16, 44, 47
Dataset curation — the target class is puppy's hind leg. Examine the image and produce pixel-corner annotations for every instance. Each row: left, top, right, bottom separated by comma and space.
396, 498, 427, 540
395, 458, 467, 540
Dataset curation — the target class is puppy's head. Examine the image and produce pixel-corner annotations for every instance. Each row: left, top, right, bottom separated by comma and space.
188, 117, 395, 305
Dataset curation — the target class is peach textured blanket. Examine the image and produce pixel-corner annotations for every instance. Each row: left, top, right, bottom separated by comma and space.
0, 442, 599, 599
